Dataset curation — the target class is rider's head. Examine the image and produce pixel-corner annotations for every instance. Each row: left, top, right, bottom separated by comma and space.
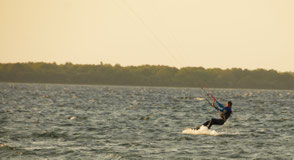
226, 101, 232, 107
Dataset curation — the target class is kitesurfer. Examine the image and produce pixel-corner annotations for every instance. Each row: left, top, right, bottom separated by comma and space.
194, 101, 232, 130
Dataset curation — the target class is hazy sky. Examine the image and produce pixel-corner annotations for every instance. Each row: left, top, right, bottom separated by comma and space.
1, 0, 293, 71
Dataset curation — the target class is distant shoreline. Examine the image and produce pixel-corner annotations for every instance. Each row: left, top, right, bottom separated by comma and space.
0, 62, 294, 90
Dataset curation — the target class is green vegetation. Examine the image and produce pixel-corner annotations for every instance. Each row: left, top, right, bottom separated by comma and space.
0, 62, 293, 89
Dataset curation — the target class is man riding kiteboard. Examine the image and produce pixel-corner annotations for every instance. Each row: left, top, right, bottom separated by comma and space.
194, 82, 233, 130
194, 100, 232, 130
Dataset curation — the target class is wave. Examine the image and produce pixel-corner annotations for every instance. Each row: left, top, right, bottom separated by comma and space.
32, 131, 69, 139
182, 126, 240, 136
0, 144, 25, 157
194, 97, 205, 101
182, 126, 219, 136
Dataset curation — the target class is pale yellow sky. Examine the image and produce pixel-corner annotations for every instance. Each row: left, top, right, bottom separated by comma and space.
0, 0, 293, 71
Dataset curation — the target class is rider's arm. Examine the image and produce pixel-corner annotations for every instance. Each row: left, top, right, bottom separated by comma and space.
216, 101, 225, 112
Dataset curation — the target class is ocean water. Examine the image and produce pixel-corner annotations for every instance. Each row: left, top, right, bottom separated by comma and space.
0, 83, 293, 160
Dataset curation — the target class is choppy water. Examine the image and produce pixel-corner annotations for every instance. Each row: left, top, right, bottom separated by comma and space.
0, 83, 293, 159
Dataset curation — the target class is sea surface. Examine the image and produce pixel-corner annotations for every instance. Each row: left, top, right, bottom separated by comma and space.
0, 83, 293, 160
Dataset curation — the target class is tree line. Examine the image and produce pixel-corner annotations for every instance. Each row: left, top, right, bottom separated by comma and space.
0, 62, 293, 89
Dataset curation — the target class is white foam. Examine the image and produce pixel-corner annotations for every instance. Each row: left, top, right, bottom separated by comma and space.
194, 97, 205, 101
182, 126, 240, 136
182, 126, 219, 136
69, 116, 77, 120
